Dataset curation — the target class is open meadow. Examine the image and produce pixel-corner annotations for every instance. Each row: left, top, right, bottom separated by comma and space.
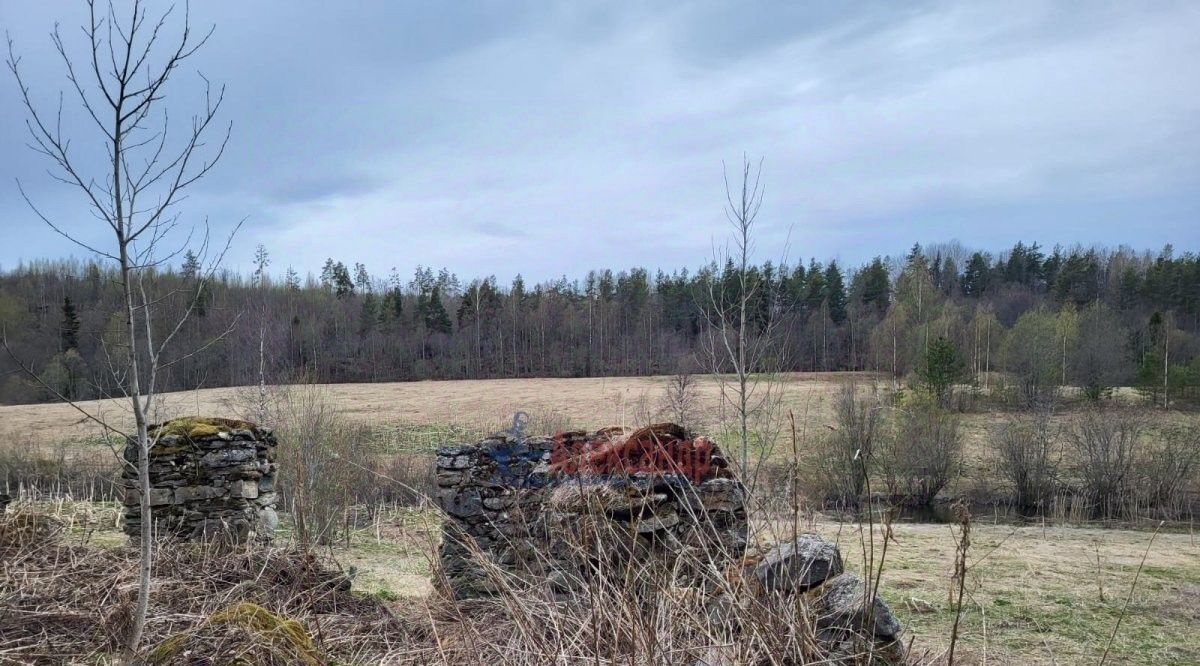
3, 373, 1198, 664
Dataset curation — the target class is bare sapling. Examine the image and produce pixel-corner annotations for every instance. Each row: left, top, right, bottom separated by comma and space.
697, 155, 791, 491
6, 1, 237, 657
661, 360, 700, 430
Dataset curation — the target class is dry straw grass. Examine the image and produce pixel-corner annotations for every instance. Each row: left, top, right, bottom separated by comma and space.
0, 505, 412, 664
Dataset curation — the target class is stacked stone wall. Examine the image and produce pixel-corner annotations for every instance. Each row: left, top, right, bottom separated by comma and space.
435, 424, 748, 598
122, 417, 279, 542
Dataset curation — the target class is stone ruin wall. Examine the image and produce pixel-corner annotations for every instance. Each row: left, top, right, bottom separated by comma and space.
122, 417, 279, 542
435, 423, 749, 599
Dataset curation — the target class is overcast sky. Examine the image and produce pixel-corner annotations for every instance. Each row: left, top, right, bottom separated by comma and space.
1, 1, 1198, 283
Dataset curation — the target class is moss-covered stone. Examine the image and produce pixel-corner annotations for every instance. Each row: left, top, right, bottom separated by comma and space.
124, 416, 278, 543
149, 417, 258, 440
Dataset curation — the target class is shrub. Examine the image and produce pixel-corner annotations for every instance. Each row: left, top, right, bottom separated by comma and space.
1067, 409, 1144, 520
994, 411, 1060, 510
811, 382, 882, 505
879, 391, 962, 507
1136, 421, 1199, 519
273, 385, 378, 545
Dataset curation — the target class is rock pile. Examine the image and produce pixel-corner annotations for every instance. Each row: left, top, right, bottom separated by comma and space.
435, 423, 748, 599
122, 417, 280, 542
737, 533, 905, 663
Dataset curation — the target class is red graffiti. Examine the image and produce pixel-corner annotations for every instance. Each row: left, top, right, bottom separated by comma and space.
549, 423, 726, 484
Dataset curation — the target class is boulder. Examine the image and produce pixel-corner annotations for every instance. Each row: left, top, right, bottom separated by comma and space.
754, 533, 843, 592
811, 572, 902, 642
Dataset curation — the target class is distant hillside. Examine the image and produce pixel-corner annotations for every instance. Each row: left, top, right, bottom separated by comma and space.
1, 241, 1197, 405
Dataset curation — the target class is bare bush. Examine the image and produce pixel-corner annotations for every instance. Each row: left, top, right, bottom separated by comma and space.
1067, 409, 1144, 520
879, 391, 962, 507
811, 382, 883, 505
661, 369, 701, 430
994, 411, 1060, 510
273, 385, 378, 546
1136, 421, 1199, 519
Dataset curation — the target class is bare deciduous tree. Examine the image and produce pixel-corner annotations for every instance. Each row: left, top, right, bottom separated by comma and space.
698, 156, 788, 483
6, 1, 236, 657
661, 367, 700, 430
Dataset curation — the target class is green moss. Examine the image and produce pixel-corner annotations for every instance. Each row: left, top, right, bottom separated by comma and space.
147, 444, 188, 457
146, 634, 188, 662
146, 602, 322, 666
149, 417, 257, 440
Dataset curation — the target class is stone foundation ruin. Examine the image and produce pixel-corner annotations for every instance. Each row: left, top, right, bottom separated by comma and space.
122, 417, 280, 542
435, 422, 748, 599
435, 420, 907, 661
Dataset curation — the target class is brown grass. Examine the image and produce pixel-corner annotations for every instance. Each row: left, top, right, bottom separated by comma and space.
0, 373, 868, 449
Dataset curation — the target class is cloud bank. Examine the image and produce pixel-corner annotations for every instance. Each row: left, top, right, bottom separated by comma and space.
1, 1, 1197, 281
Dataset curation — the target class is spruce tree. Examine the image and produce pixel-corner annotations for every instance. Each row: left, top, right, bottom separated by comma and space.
858, 257, 890, 313
424, 285, 453, 334
823, 261, 848, 324
919, 336, 966, 405
60, 296, 80, 351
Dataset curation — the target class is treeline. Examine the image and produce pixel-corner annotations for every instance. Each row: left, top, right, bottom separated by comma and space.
1, 241, 1197, 406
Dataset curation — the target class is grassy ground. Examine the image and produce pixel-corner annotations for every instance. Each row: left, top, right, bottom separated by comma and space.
809, 520, 1200, 665
5, 375, 1198, 663
22, 496, 1200, 665
348, 513, 1200, 665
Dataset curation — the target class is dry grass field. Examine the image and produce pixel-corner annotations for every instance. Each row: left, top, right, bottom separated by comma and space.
1, 371, 1180, 452
0, 372, 864, 448
4, 374, 1198, 664
5, 372, 1192, 507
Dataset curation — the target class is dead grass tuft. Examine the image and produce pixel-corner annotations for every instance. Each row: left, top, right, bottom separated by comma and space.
0, 509, 407, 664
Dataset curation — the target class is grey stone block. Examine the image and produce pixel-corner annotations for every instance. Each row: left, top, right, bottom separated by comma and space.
754, 533, 844, 593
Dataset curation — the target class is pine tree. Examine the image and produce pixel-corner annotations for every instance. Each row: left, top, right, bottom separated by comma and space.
331, 262, 354, 298
354, 263, 371, 293
320, 258, 336, 291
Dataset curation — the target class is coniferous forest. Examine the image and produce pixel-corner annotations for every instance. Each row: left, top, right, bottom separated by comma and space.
1, 240, 1197, 406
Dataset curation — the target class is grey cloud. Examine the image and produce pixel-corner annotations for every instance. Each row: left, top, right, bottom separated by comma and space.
1, 1, 1196, 280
